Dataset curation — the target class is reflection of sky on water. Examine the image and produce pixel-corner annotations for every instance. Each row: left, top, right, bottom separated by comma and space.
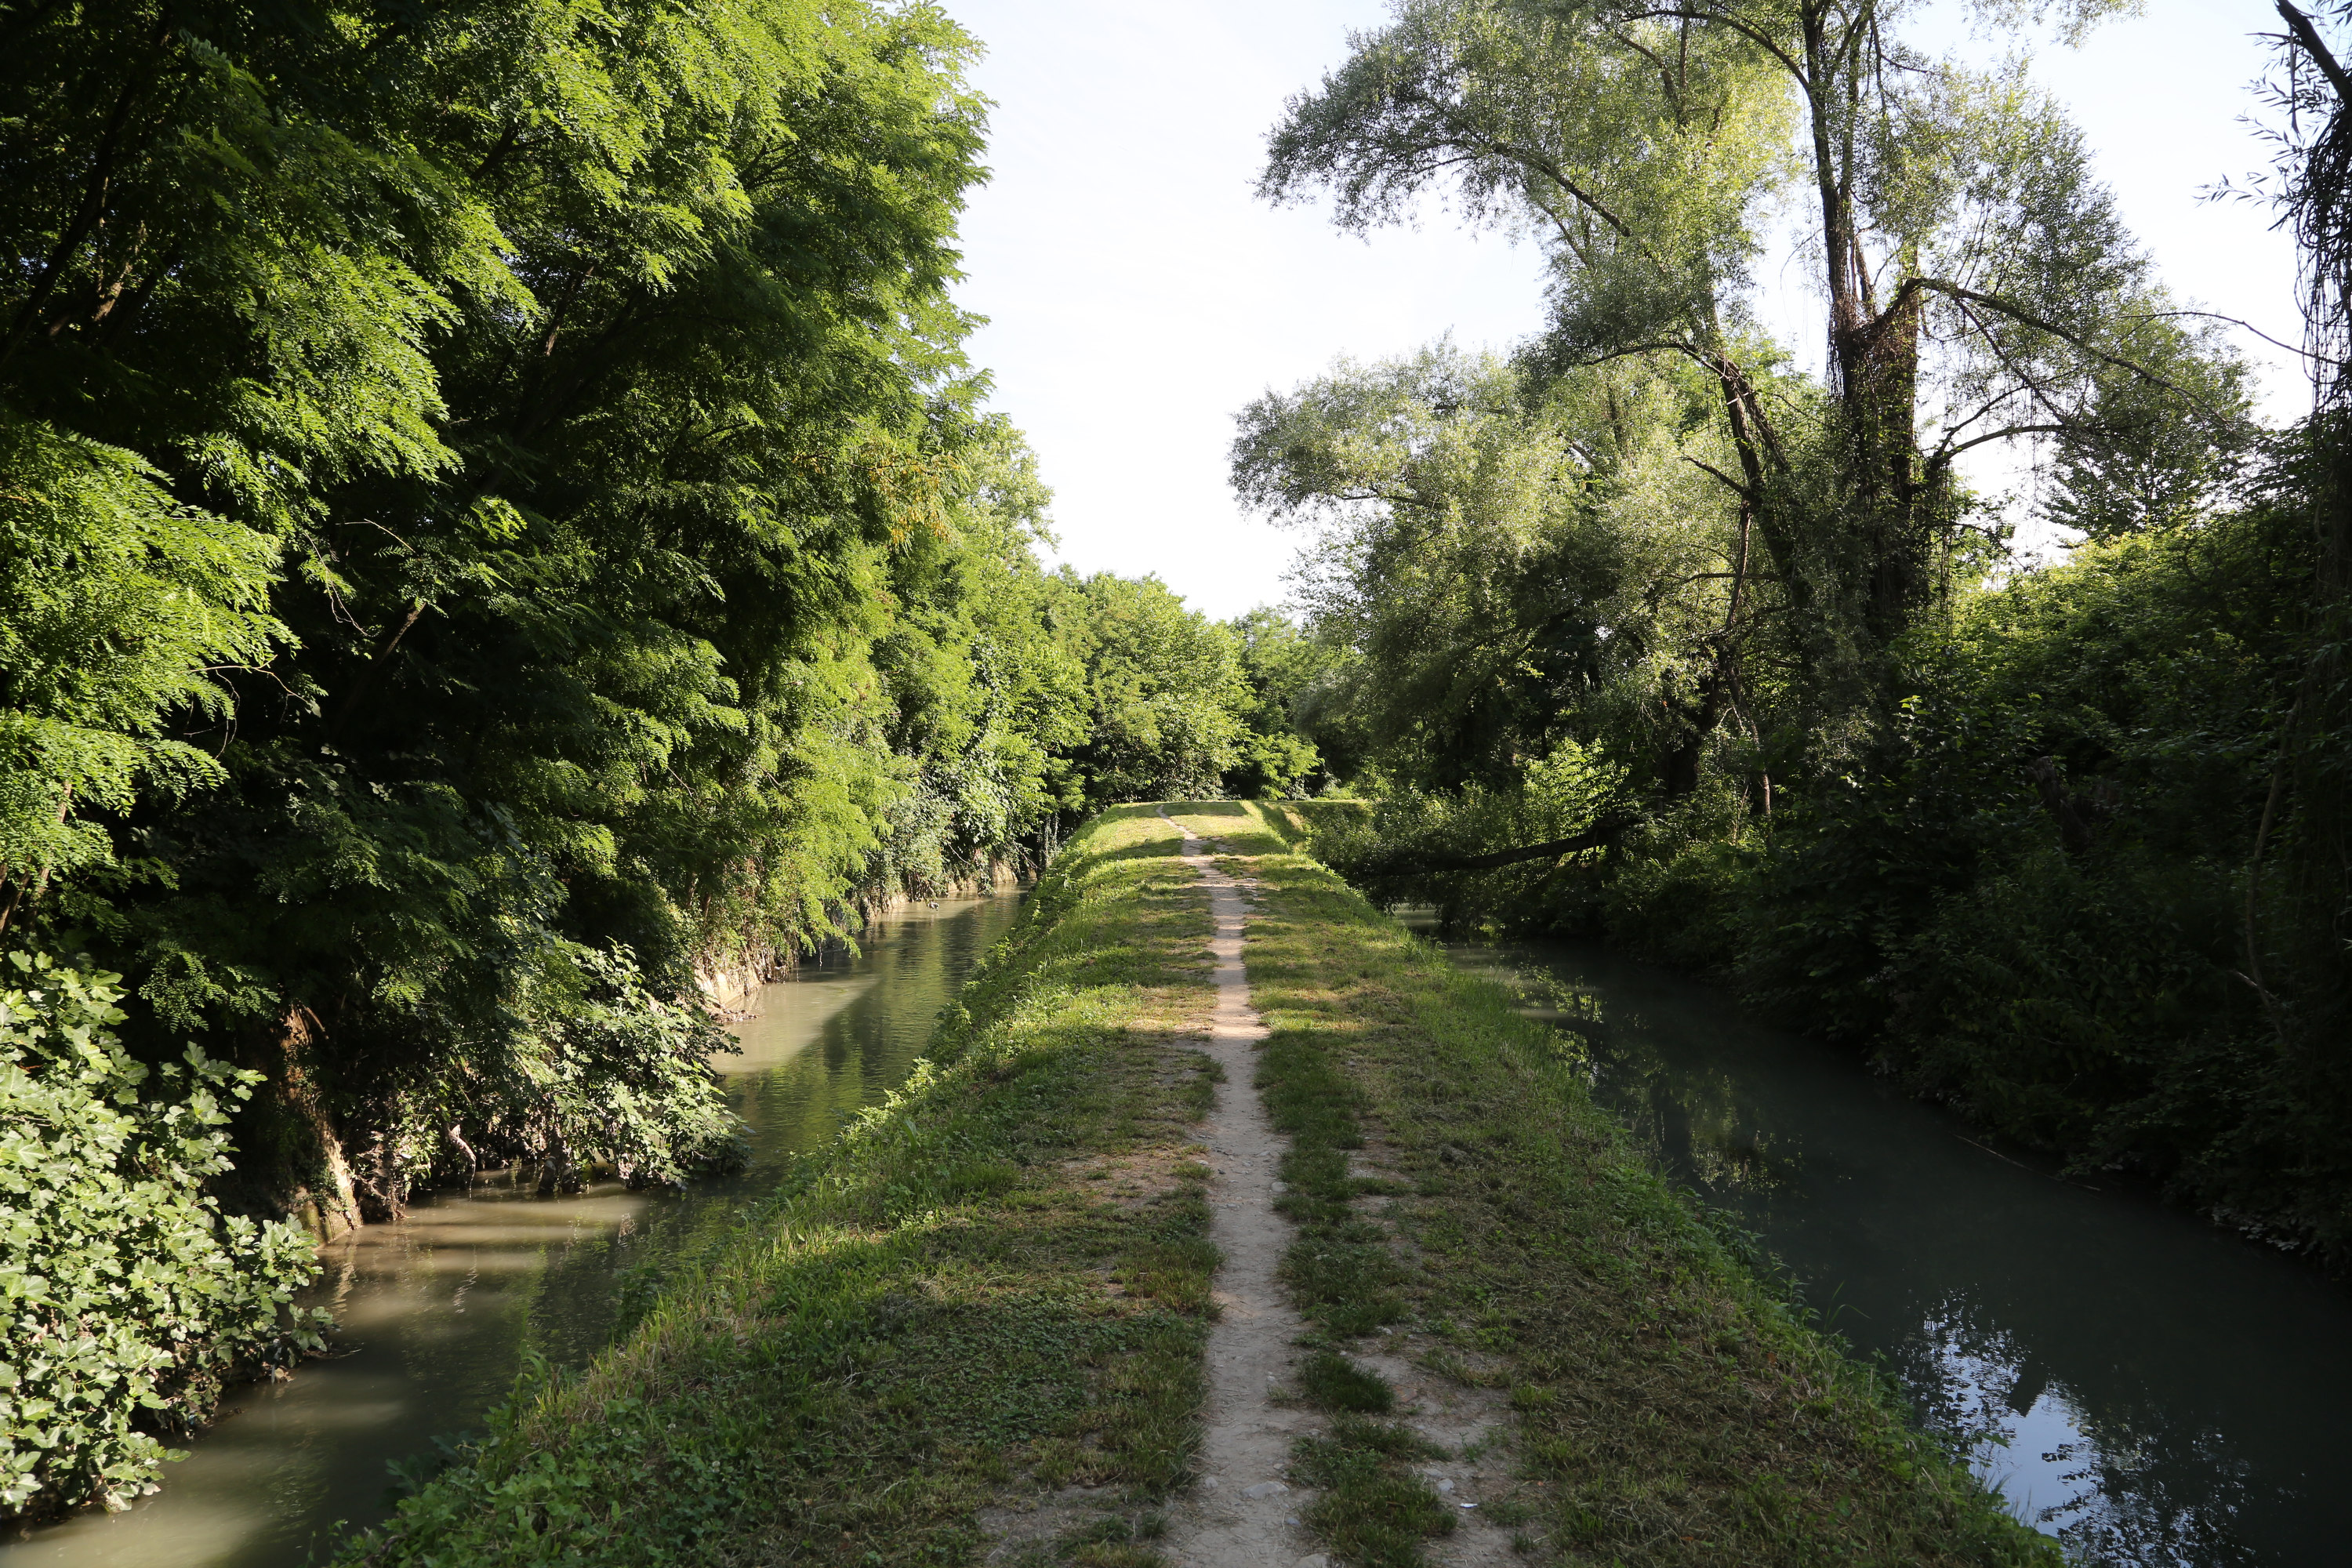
0, 895, 1022, 1568
1896, 1303, 2265, 1567
1433, 926, 2352, 1568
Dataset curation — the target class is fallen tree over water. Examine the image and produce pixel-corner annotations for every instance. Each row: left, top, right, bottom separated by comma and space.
1358, 818, 1631, 875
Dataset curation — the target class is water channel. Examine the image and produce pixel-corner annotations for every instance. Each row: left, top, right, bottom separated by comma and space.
13, 887, 2347, 1566
1438, 931, 2352, 1568
1, 893, 1025, 1568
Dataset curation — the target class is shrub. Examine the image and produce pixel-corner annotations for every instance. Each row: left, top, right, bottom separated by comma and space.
351, 944, 750, 1212
1, 952, 326, 1519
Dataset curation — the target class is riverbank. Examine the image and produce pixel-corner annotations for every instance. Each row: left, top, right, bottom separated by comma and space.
2, 898, 1022, 1568
336, 806, 1226, 1565
1179, 801, 2054, 1566
339, 803, 2053, 1567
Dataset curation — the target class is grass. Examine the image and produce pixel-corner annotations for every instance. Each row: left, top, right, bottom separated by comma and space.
1293, 1417, 1457, 1568
337, 806, 1222, 1567
1167, 799, 2060, 1568
1297, 1349, 1395, 1413
339, 797, 2058, 1568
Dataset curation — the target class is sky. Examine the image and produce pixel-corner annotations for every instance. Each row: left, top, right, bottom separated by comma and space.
947, 0, 2309, 620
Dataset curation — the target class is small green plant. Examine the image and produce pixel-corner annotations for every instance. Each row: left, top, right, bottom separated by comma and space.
1298, 1349, 1395, 1413
1258, 1007, 1407, 1337
1058, 1511, 1168, 1566
1291, 1417, 1454, 1568
1, 953, 328, 1519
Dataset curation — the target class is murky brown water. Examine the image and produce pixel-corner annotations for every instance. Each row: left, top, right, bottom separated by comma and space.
1, 894, 1023, 1568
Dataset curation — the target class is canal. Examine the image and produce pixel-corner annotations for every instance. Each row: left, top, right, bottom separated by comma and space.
1441, 931, 2352, 1567
1, 894, 1024, 1568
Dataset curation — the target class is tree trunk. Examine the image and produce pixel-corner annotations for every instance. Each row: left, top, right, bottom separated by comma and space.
1837, 281, 1929, 647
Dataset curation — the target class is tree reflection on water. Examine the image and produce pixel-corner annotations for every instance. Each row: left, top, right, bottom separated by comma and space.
1439, 928, 2347, 1568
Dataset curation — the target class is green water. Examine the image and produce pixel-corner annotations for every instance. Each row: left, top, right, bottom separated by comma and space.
21, 891, 2341, 1566
1, 894, 1024, 1568
1442, 930, 2352, 1568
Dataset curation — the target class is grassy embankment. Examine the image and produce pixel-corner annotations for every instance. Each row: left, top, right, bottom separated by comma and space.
341, 805, 1221, 1566
1169, 800, 2054, 1568
339, 801, 2053, 1568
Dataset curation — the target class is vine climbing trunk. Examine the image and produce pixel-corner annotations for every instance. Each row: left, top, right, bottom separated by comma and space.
2275, 4, 2352, 1045
1838, 276, 1931, 648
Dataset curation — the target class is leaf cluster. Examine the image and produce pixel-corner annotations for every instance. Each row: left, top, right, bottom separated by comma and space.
0, 9, 1290, 1512
0, 951, 327, 1520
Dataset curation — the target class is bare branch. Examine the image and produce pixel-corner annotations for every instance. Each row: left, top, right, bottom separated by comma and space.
1373, 818, 1633, 876
2278, 2, 2352, 103
1682, 454, 1754, 498
1617, 5, 1807, 82
1929, 422, 2078, 466
2131, 307, 2343, 365
1898, 277, 2208, 406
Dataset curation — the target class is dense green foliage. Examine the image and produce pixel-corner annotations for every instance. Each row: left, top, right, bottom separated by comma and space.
1261, 0, 2249, 739
0, 421, 282, 913
1715, 485, 2333, 1239
0, 0, 1306, 1516
0, 2, 1301, 1203
329, 806, 1223, 1566
1225, 607, 1345, 795
1, 953, 325, 1519
1236, 343, 1751, 800
0, 0, 1007, 1208
1048, 572, 1247, 808
1249, 0, 2352, 1253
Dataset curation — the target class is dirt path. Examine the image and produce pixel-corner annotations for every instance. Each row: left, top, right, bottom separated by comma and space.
1156, 809, 1325, 1568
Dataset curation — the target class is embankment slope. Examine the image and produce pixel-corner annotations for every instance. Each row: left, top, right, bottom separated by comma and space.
339, 803, 2051, 1568
1168, 800, 2053, 1567
340, 806, 1222, 1565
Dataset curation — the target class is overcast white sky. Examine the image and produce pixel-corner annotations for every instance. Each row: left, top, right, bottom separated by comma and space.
947, 0, 2308, 620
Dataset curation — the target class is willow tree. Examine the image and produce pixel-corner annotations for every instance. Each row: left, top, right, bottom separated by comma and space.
1233, 344, 1760, 800
1262, 0, 2241, 739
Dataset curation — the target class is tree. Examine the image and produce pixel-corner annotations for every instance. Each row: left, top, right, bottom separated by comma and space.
1221, 608, 1337, 797
1050, 573, 1247, 808
0, 425, 281, 931
2242, 2, 2352, 1055
1261, 0, 2244, 737
1234, 342, 1761, 800
870, 420, 1093, 887
0, 0, 1003, 1216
